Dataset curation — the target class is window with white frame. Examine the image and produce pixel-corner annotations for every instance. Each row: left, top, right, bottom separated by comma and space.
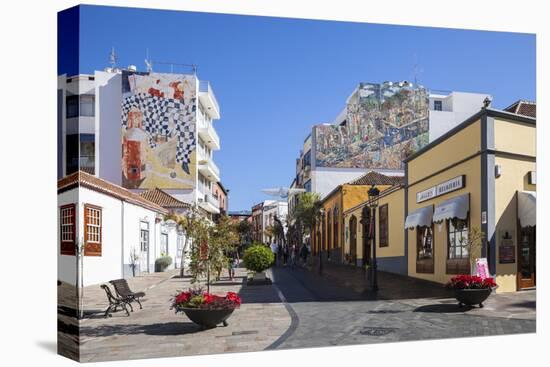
84, 204, 102, 256
60, 204, 76, 255
140, 222, 149, 252
161, 233, 168, 255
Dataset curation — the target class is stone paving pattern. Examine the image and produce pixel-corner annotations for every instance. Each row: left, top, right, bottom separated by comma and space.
58, 261, 535, 362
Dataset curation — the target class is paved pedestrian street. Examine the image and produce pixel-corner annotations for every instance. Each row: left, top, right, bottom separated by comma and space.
58, 264, 535, 362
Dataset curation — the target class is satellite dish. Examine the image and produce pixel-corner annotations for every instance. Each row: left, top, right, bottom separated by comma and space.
262, 187, 306, 198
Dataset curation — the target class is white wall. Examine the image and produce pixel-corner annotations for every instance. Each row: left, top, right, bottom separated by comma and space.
96, 71, 122, 185
57, 188, 78, 285
78, 187, 124, 286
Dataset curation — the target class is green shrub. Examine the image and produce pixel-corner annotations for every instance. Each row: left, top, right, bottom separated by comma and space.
155, 255, 173, 272
243, 244, 274, 273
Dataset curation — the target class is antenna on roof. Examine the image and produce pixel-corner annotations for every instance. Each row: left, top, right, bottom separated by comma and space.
145, 48, 153, 73
109, 47, 118, 69
412, 53, 424, 86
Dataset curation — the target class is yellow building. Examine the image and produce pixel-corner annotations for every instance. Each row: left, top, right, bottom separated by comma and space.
312, 171, 403, 263
310, 103, 535, 294
343, 185, 406, 273
404, 105, 536, 293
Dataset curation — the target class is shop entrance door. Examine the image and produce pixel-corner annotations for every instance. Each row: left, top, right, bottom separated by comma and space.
518, 225, 536, 289
350, 215, 357, 265
361, 207, 371, 266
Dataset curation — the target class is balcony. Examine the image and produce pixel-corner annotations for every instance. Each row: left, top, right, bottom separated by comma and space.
199, 80, 220, 120
198, 157, 220, 183
197, 114, 221, 151
198, 192, 220, 214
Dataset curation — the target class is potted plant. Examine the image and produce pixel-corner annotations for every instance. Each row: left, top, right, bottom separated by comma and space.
155, 255, 172, 272
445, 275, 497, 308
171, 288, 241, 328
243, 244, 274, 283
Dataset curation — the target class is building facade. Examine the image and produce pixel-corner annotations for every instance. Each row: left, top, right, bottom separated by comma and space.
290, 81, 490, 203
58, 171, 186, 286
312, 171, 403, 264
57, 66, 223, 219
329, 103, 536, 293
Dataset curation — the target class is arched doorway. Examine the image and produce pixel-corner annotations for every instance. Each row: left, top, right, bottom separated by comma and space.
361, 206, 371, 266
349, 215, 357, 265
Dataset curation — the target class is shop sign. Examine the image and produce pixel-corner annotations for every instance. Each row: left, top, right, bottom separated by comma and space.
499, 230, 516, 264
416, 175, 465, 203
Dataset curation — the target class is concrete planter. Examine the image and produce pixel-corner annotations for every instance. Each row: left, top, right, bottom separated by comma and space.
180, 307, 234, 328
455, 288, 493, 308
252, 271, 267, 281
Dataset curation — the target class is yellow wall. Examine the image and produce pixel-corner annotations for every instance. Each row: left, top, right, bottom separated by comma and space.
343, 187, 404, 261
408, 120, 481, 184
320, 188, 342, 251
407, 156, 482, 284
492, 117, 536, 292
494, 117, 536, 157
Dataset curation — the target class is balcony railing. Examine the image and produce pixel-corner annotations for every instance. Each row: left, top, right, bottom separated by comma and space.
205, 193, 219, 208
199, 80, 220, 118
197, 114, 220, 150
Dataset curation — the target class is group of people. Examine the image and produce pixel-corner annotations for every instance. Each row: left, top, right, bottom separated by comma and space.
270, 241, 310, 267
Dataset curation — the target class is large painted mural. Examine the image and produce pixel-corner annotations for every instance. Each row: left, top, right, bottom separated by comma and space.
315, 81, 429, 169
121, 71, 197, 189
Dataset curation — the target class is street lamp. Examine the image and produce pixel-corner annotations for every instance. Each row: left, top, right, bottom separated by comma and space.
319, 208, 325, 275
368, 184, 380, 291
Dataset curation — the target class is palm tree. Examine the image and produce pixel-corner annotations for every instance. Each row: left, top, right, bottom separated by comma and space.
292, 192, 322, 246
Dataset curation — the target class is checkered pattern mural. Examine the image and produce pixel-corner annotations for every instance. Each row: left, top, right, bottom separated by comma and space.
121, 93, 196, 172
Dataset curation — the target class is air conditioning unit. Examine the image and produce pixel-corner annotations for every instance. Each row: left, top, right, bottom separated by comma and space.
528, 171, 536, 185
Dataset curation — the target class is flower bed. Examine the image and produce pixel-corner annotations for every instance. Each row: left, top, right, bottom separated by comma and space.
445, 275, 497, 290
172, 288, 241, 311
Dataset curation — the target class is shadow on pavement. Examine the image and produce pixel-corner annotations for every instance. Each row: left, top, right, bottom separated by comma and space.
509, 301, 536, 309
414, 303, 473, 313
79, 322, 203, 337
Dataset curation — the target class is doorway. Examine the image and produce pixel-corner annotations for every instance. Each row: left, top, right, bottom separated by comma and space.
349, 215, 357, 265
361, 207, 371, 266
140, 222, 150, 274
518, 225, 536, 289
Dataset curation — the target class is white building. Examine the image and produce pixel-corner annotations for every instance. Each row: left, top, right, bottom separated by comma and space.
291, 82, 491, 201
57, 66, 223, 219
58, 171, 188, 287
261, 200, 289, 244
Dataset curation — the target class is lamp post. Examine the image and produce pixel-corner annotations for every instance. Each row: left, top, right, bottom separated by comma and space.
368, 184, 380, 291
319, 208, 325, 275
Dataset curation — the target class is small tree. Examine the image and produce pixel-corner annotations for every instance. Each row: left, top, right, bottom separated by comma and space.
129, 247, 140, 277
458, 226, 485, 274
236, 219, 253, 246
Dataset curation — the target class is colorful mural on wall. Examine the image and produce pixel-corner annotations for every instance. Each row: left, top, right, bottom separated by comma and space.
121, 71, 197, 189
315, 81, 429, 169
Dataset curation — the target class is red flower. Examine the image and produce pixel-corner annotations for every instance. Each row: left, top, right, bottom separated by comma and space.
226, 292, 241, 306
175, 292, 190, 304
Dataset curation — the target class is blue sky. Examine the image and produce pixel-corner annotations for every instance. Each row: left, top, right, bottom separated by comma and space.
73, 5, 536, 211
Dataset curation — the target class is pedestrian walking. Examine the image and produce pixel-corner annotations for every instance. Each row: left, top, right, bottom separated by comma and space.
290, 244, 297, 267
300, 243, 308, 265
228, 249, 239, 281
282, 244, 289, 265
270, 241, 278, 266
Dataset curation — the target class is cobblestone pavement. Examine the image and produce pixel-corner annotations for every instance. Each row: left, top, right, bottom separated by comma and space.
269, 265, 536, 350
58, 266, 290, 362
58, 263, 536, 362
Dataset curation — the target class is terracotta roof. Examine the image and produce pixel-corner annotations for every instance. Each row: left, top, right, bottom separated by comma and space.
504, 100, 536, 118
348, 171, 405, 186
58, 171, 168, 214
139, 188, 191, 209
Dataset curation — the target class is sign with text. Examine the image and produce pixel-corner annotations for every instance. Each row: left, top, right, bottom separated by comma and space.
499, 230, 516, 264
475, 258, 490, 279
416, 175, 465, 203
